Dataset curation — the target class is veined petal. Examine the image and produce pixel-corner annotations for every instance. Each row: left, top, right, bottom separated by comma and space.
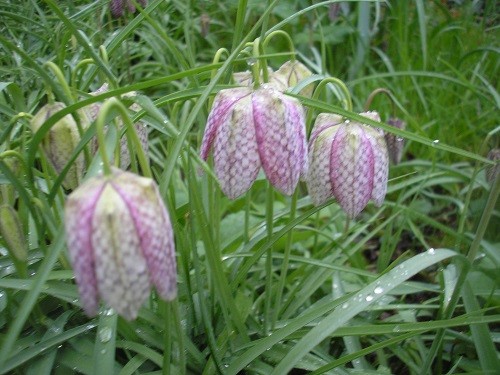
65, 177, 105, 316
200, 88, 252, 161
364, 126, 389, 206
306, 126, 339, 205
112, 172, 177, 300
253, 87, 305, 195
213, 95, 261, 199
331, 124, 374, 218
309, 113, 343, 148
92, 183, 151, 320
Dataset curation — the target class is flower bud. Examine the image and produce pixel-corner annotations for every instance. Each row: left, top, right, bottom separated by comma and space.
201, 85, 308, 199
306, 112, 389, 218
384, 117, 406, 165
31, 102, 89, 190
270, 60, 314, 98
0, 204, 27, 262
65, 169, 177, 320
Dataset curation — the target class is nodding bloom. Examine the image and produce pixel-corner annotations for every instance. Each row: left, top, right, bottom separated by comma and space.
270, 60, 314, 98
31, 102, 90, 190
200, 85, 308, 199
86, 84, 149, 170
306, 111, 389, 218
384, 117, 406, 165
65, 169, 177, 320
110, 0, 147, 18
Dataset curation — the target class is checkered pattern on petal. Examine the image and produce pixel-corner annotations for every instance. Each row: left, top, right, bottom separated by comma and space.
200, 88, 252, 161
253, 87, 306, 195
213, 95, 261, 199
364, 125, 389, 206
65, 177, 106, 316
306, 126, 339, 205
330, 124, 374, 218
91, 182, 151, 320
112, 172, 177, 301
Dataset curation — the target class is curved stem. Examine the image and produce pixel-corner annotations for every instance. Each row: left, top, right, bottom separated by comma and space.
44, 61, 75, 103
211, 48, 230, 81
71, 58, 94, 87
251, 39, 262, 88
95, 98, 151, 177
262, 30, 296, 61
363, 88, 396, 114
306, 77, 353, 132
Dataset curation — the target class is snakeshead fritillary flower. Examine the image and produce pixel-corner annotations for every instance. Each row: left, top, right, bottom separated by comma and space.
200, 86, 308, 199
306, 111, 389, 218
31, 102, 90, 190
270, 60, 314, 98
65, 169, 177, 320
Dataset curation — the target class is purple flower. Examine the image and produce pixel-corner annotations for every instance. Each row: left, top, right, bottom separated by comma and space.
306, 112, 389, 218
65, 169, 176, 320
200, 85, 308, 199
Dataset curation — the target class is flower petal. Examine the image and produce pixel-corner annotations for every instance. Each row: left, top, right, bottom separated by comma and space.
364, 126, 389, 206
213, 95, 261, 199
65, 177, 105, 316
306, 126, 339, 205
91, 183, 151, 320
331, 124, 374, 218
200, 88, 252, 161
112, 172, 177, 301
253, 87, 306, 195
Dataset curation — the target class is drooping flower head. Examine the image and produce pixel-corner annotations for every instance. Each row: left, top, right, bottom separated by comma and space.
306, 111, 389, 218
31, 102, 90, 190
201, 85, 308, 199
65, 169, 177, 320
85, 84, 149, 170
384, 117, 406, 165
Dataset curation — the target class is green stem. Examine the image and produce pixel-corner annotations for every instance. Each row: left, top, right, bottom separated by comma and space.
71, 58, 94, 87
363, 88, 396, 114
264, 182, 274, 333
251, 39, 261, 88
162, 301, 172, 375
44, 61, 75, 103
306, 77, 353, 131
95, 98, 151, 177
273, 190, 298, 325
262, 30, 296, 61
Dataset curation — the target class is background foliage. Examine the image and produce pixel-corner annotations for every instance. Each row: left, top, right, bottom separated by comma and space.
0, 0, 498, 374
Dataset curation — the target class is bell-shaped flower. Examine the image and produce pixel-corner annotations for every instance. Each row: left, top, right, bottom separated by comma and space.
200, 85, 308, 199
306, 111, 389, 218
65, 169, 177, 320
31, 102, 90, 190
270, 60, 314, 98
85, 84, 149, 170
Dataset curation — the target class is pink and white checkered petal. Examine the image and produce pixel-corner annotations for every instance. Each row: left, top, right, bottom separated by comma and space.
65, 177, 106, 317
284, 96, 308, 180
253, 88, 296, 195
306, 127, 337, 205
213, 96, 260, 199
113, 174, 177, 301
364, 127, 389, 206
331, 125, 374, 218
200, 88, 252, 161
358, 111, 381, 123
91, 184, 151, 320
310, 113, 343, 143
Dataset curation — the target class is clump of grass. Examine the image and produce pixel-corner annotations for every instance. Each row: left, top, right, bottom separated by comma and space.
0, 1, 498, 374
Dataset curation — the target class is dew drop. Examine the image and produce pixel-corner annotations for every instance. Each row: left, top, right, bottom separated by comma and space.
393, 325, 401, 332
365, 295, 374, 302
374, 286, 384, 294
341, 302, 349, 309
100, 349, 106, 355
427, 248, 436, 255
98, 327, 112, 343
